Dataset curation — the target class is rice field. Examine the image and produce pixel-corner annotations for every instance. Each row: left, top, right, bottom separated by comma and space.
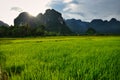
0, 36, 120, 80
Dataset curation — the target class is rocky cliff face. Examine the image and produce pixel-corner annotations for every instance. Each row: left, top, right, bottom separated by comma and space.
14, 9, 71, 34
37, 9, 71, 34
14, 12, 37, 27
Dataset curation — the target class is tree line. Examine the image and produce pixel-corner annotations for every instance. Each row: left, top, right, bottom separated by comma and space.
0, 25, 49, 37
0, 25, 98, 37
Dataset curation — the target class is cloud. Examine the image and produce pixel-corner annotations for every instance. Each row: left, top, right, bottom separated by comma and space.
63, 3, 78, 12
11, 7, 23, 12
63, 0, 73, 3
49, 0, 120, 21
81, 0, 120, 20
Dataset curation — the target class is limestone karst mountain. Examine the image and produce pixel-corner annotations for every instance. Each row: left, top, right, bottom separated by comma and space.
65, 18, 120, 34
14, 12, 37, 27
14, 9, 71, 34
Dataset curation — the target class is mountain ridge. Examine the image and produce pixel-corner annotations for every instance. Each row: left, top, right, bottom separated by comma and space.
65, 18, 120, 34
14, 9, 71, 34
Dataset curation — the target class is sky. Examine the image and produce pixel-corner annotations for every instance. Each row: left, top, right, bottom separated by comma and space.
0, 0, 120, 25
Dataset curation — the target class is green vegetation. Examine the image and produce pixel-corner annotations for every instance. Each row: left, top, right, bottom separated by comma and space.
0, 25, 47, 37
86, 28, 96, 35
0, 36, 120, 80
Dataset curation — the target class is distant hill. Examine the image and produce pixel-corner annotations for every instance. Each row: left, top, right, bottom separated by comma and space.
0, 21, 9, 27
65, 19, 89, 34
14, 9, 71, 35
65, 18, 120, 34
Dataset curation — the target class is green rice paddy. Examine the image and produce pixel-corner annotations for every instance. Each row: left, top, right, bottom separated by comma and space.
0, 36, 120, 80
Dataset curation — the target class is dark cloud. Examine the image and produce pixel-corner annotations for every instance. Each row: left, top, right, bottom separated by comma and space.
73, 12, 85, 17
49, 0, 120, 21
65, 12, 85, 17
71, 0, 82, 4
11, 7, 23, 12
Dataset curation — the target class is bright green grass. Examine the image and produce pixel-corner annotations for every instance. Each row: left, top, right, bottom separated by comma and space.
0, 36, 120, 80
